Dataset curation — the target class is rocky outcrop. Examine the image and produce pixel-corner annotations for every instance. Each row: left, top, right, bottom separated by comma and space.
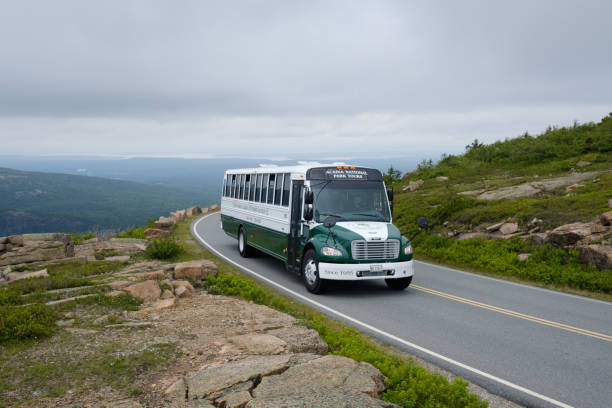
403, 179, 424, 192
174, 260, 218, 280
249, 355, 393, 408
600, 211, 612, 226
144, 228, 171, 239
548, 222, 597, 245
475, 171, 603, 200
576, 245, 612, 271
0, 233, 74, 266
74, 238, 147, 259
166, 354, 395, 408
124, 280, 161, 302
186, 206, 202, 217
6, 268, 49, 282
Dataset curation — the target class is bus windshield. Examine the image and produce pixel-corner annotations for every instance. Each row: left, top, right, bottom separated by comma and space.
310, 180, 391, 223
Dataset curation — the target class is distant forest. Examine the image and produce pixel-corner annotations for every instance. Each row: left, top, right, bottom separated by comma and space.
0, 168, 216, 235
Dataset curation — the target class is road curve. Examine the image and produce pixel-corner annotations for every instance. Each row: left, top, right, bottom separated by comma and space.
192, 212, 612, 408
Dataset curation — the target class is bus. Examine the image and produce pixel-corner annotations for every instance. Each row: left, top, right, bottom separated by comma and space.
220, 164, 420, 294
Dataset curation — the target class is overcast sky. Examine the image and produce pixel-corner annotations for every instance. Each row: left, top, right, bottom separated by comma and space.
0, 0, 610, 160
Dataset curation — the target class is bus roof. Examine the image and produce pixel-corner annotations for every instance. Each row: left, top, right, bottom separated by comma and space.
223, 163, 361, 176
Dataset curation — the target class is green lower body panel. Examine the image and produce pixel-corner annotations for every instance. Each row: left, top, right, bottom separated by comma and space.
221, 214, 289, 262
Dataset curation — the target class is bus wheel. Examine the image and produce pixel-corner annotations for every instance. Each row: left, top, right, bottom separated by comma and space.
238, 228, 252, 258
302, 249, 325, 294
385, 276, 412, 290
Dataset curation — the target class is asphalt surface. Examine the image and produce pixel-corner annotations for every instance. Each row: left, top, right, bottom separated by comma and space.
192, 212, 612, 408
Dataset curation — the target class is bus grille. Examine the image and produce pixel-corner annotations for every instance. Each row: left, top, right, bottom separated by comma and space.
351, 240, 400, 260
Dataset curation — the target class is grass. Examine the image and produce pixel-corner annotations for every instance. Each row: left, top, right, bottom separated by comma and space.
0, 340, 178, 407
116, 219, 155, 239
173, 213, 488, 407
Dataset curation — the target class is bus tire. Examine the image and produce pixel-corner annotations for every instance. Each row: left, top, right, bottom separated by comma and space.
385, 276, 412, 290
238, 227, 253, 258
302, 249, 325, 294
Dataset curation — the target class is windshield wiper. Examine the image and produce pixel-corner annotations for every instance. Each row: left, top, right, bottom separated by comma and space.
351, 213, 386, 220
318, 212, 342, 221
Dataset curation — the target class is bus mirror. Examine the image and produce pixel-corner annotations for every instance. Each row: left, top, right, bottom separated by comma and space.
387, 189, 394, 202
305, 190, 314, 205
304, 204, 313, 221
417, 216, 428, 230
323, 216, 337, 228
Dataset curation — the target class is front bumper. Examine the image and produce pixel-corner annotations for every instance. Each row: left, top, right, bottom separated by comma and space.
317, 260, 414, 281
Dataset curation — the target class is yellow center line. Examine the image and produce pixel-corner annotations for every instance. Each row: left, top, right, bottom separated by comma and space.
412, 284, 612, 343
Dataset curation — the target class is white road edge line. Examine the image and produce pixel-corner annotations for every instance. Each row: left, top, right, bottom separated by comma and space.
192, 213, 574, 408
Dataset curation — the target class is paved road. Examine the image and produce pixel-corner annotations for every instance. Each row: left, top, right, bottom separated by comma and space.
192, 213, 612, 408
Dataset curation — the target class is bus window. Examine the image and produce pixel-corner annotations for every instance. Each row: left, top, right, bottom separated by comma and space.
225, 174, 230, 196
282, 173, 290, 206
255, 174, 262, 202
267, 174, 276, 204
262, 174, 269, 203
274, 173, 282, 205
245, 175, 251, 200
238, 174, 244, 200
231, 174, 237, 198
249, 174, 256, 201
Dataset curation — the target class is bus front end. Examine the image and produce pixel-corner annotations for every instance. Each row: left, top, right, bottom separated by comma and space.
301, 166, 416, 293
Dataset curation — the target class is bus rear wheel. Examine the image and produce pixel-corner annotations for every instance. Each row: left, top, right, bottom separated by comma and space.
385, 276, 412, 290
302, 249, 325, 294
238, 227, 253, 258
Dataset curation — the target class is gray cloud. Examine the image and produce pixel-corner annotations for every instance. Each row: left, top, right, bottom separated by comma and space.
0, 1, 610, 157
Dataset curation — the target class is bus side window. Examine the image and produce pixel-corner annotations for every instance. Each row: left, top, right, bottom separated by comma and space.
249, 174, 256, 201
245, 175, 251, 200
262, 174, 269, 203
255, 174, 262, 202
274, 173, 282, 205
267, 174, 276, 204
282, 173, 290, 206
231, 174, 237, 198
240, 174, 246, 200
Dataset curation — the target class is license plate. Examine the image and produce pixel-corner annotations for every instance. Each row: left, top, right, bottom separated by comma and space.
369, 264, 383, 272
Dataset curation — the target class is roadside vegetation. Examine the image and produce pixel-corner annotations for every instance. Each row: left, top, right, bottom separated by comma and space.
389, 114, 612, 299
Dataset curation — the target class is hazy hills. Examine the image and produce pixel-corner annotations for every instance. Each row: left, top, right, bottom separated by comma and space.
0, 167, 216, 235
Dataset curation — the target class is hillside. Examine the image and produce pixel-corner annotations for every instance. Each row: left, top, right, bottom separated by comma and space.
0, 167, 215, 235
392, 113, 612, 297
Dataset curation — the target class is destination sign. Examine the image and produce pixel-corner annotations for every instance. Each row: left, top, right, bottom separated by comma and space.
307, 166, 383, 181
325, 168, 368, 180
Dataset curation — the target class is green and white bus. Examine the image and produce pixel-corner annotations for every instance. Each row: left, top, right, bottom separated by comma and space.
220, 164, 420, 293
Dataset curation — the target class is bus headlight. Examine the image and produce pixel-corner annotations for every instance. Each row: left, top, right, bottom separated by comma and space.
321, 247, 343, 257
404, 244, 413, 255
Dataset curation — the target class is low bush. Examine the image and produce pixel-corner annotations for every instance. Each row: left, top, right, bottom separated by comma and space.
117, 219, 156, 239
0, 304, 56, 343
0, 288, 24, 306
204, 273, 487, 408
416, 236, 612, 293
70, 232, 96, 245
146, 237, 183, 260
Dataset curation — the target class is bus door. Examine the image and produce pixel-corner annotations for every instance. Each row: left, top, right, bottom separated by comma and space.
287, 180, 304, 274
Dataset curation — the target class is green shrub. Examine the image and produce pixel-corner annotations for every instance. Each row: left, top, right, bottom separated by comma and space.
70, 232, 96, 245
145, 238, 182, 260
117, 219, 156, 239
0, 304, 56, 342
0, 288, 24, 306
204, 273, 487, 408
416, 236, 612, 293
